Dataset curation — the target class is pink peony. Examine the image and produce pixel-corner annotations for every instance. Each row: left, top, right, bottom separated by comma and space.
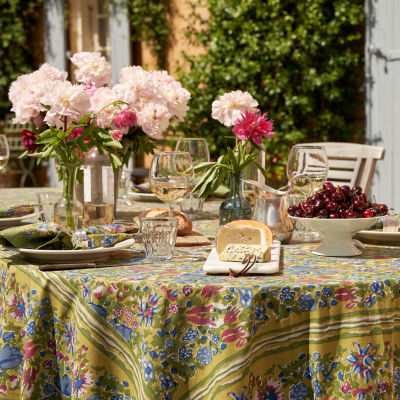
21, 130, 38, 152
212, 90, 258, 126
8, 63, 67, 124
69, 126, 84, 139
110, 130, 124, 141
41, 81, 91, 128
113, 109, 137, 129
70, 52, 111, 87
232, 110, 274, 145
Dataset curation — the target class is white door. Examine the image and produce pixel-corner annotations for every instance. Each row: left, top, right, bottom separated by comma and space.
366, 0, 400, 211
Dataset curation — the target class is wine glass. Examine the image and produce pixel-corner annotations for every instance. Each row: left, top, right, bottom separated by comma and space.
149, 151, 195, 218
175, 138, 210, 176
287, 145, 329, 193
286, 145, 328, 242
0, 135, 10, 171
175, 138, 210, 216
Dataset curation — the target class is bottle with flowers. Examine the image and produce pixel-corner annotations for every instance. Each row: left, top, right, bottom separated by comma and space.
194, 90, 274, 224
8, 52, 191, 230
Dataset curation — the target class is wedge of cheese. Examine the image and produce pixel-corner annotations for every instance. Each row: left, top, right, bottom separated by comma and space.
219, 243, 271, 262
216, 225, 267, 255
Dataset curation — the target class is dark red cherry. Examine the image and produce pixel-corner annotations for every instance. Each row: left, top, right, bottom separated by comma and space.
363, 209, 374, 218
329, 213, 339, 219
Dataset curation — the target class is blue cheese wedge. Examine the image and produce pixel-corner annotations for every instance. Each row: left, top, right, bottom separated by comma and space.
219, 244, 271, 262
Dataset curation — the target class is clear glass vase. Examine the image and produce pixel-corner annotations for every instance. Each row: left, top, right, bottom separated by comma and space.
54, 163, 83, 231
219, 171, 252, 224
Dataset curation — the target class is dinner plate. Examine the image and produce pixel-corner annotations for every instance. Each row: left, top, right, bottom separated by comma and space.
355, 230, 400, 244
18, 238, 135, 263
128, 191, 161, 202
203, 241, 281, 275
0, 213, 37, 229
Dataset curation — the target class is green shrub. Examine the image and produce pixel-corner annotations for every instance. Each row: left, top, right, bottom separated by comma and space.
178, 0, 364, 186
0, 0, 44, 119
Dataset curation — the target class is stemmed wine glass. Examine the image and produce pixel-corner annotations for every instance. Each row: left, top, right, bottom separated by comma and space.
287, 145, 329, 193
175, 138, 210, 216
149, 152, 195, 218
0, 135, 10, 172
286, 145, 328, 242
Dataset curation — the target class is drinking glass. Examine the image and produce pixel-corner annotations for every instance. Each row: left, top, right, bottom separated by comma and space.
287, 145, 329, 193
175, 138, 210, 216
286, 145, 328, 242
149, 152, 195, 218
0, 135, 10, 171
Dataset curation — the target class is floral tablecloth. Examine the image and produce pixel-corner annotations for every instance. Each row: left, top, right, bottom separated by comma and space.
0, 240, 400, 400
0, 189, 399, 399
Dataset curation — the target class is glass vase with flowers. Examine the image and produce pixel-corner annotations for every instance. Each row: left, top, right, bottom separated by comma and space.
8, 52, 191, 229
193, 90, 275, 224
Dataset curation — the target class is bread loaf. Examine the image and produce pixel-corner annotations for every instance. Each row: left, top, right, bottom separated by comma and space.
138, 208, 192, 235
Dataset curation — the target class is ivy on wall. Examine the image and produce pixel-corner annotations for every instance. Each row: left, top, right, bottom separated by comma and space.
0, 0, 43, 120
178, 0, 365, 185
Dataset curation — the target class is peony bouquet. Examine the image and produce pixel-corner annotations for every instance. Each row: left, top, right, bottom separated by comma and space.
8, 51, 191, 169
194, 90, 274, 197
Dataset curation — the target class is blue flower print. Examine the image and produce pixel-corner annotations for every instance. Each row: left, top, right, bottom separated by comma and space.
178, 346, 192, 361
143, 360, 154, 380
297, 294, 316, 311
54, 374, 72, 397
312, 380, 322, 395
364, 294, 376, 308
165, 339, 174, 349
394, 367, 400, 386
27, 321, 35, 336
212, 334, 219, 344
346, 343, 376, 383
182, 328, 199, 341
238, 287, 253, 307
43, 383, 57, 396
0, 344, 23, 369
289, 382, 309, 399
158, 350, 167, 359
322, 287, 332, 297
196, 347, 212, 366
312, 352, 321, 361
279, 287, 295, 301
2, 332, 15, 343
254, 305, 266, 320
304, 365, 313, 380
371, 281, 385, 296
159, 374, 174, 390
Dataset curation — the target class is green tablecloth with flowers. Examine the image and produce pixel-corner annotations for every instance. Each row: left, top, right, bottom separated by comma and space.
0, 235, 400, 399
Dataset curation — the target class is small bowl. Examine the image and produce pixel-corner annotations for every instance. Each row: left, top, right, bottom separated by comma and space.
290, 216, 380, 256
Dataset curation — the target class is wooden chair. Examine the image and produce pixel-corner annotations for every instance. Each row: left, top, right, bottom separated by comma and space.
301, 142, 385, 196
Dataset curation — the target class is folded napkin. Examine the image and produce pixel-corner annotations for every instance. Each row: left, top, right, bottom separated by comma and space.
0, 204, 35, 218
0, 222, 138, 250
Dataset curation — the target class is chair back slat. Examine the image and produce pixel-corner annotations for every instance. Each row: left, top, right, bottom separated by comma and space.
299, 142, 385, 196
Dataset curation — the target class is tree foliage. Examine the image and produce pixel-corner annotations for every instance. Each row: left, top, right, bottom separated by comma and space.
178, 0, 365, 185
0, 0, 43, 119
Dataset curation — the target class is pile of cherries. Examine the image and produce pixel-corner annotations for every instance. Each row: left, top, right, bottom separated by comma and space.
287, 182, 389, 219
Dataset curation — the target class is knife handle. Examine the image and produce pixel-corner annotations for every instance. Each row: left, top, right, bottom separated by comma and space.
39, 263, 97, 271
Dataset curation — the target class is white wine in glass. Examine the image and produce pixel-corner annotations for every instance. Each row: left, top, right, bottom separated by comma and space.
0, 135, 10, 171
149, 152, 195, 218
287, 145, 328, 193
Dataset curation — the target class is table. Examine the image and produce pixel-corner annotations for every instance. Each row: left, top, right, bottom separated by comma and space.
0, 189, 400, 399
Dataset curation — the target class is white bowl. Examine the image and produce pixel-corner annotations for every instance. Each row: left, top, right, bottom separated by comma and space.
290, 216, 380, 256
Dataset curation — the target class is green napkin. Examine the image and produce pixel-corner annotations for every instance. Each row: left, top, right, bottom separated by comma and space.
0, 222, 138, 250
0, 204, 35, 218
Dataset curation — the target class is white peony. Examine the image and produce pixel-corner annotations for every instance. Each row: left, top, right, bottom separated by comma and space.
136, 102, 172, 138
41, 81, 91, 128
8, 64, 67, 124
211, 90, 258, 126
90, 87, 127, 128
70, 52, 112, 87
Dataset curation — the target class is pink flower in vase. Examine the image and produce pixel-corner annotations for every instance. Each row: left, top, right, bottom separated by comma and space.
110, 129, 125, 141
113, 109, 137, 129
232, 110, 274, 145
21, 130, 38, 152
